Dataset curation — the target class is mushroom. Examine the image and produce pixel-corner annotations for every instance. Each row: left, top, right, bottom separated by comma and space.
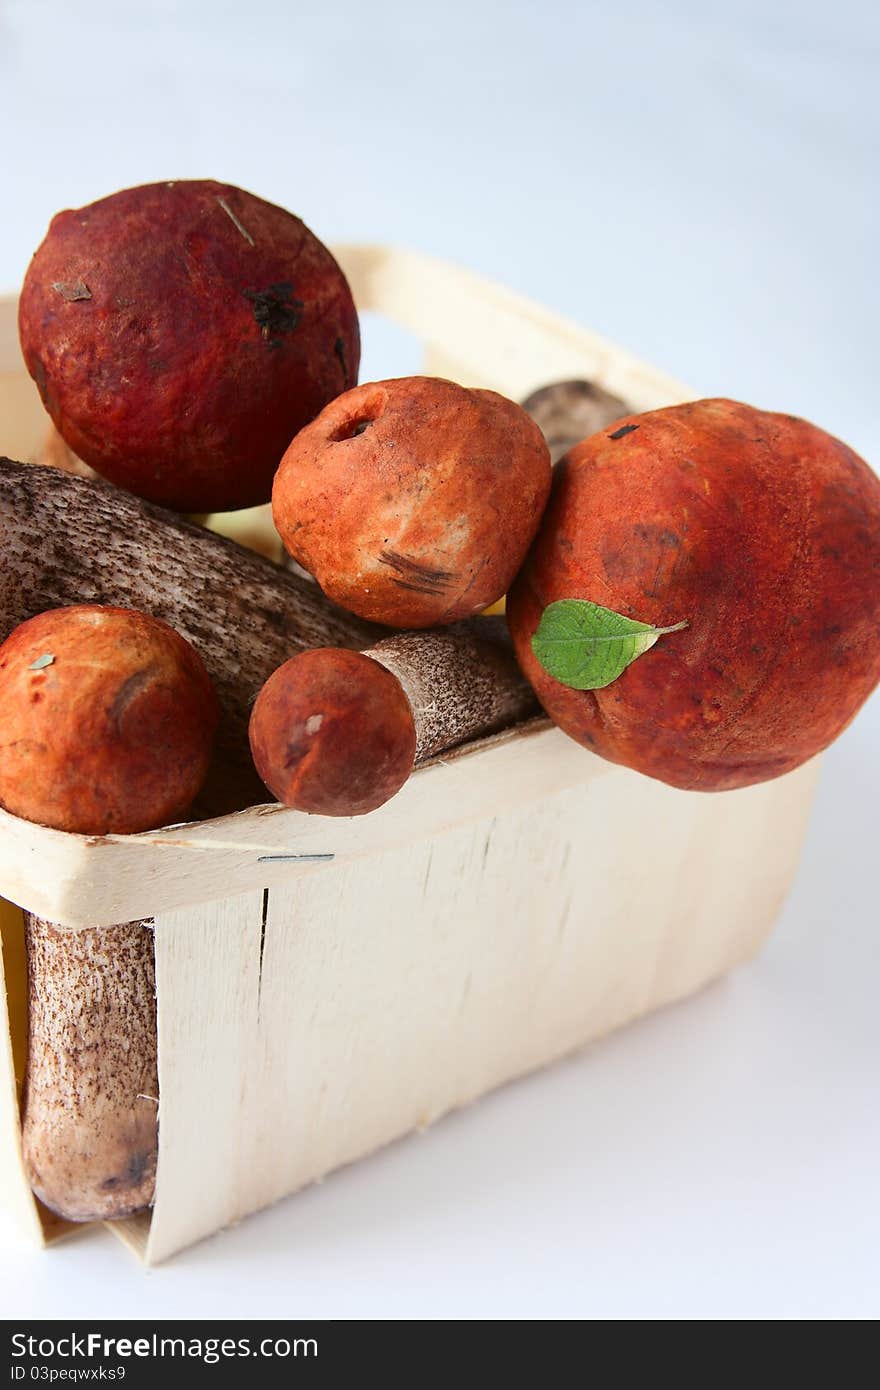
272, 376, 552, 627
19, 180, 360, 513
507, 398, 880, 789
0, 606, 219, 835
250, 620, 538, 815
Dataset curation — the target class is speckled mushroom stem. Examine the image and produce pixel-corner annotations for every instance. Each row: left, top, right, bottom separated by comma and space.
21, 914, 158, 1223
370, 619, 537, 762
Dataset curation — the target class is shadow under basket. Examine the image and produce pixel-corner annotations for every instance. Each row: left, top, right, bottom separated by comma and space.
0, 245, 819, 1265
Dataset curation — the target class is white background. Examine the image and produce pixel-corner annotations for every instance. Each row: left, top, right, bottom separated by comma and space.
0, 0, 877, 1320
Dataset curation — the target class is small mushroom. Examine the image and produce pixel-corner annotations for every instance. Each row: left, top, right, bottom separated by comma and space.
249, 619, 538, 816
0, 605, 219, 835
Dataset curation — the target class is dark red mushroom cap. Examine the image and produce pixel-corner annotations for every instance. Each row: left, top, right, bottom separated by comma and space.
249, 648, 417, 816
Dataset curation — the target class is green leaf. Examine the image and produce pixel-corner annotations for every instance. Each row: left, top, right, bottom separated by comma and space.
531, 600, 687, 691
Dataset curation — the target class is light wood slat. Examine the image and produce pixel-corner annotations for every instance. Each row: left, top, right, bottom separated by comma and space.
106, 757, 816, 1265
0, 899, 45, 1247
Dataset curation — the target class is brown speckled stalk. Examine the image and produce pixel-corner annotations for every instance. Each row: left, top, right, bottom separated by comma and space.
370, 619, 537, 762
0, 458, 378, 815
22, 915, 158, 1222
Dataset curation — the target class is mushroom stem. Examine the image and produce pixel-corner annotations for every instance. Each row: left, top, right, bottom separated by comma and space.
21, 914, 158, 1222
370, 620, 536, 762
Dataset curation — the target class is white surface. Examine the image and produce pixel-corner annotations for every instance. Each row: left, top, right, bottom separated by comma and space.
0, 0, 877, 1320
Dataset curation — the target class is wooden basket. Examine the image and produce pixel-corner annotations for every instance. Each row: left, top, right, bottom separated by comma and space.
0, 246, 819, 1265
